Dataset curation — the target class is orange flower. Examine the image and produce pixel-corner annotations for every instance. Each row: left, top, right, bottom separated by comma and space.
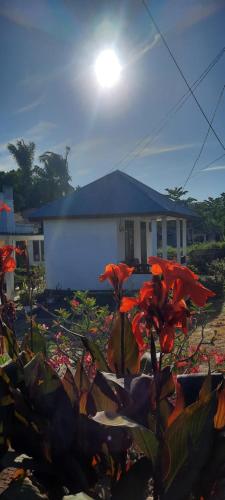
0, 246, 16, 273
159, 326, 175, 353
0, 202, 11, 213
99, 263, 134, 298
148, 257, 215, 307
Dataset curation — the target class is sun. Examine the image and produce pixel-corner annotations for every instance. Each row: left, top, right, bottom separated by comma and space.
94, 49, 122, 88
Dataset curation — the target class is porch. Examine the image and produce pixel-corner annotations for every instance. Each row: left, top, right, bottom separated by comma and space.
117, 216, 187, 273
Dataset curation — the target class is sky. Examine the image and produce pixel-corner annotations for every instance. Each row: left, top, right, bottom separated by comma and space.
0, 0, 225, 201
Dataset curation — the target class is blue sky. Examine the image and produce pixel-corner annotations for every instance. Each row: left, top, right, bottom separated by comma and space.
0, 0, 225, 200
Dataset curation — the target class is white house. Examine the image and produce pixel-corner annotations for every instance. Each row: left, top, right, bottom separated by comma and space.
31, 170, 196, 291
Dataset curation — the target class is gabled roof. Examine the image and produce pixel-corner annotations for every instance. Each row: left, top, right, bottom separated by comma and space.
30, 170, 197, 220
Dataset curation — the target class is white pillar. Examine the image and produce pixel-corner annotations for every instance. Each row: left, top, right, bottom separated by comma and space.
150, 219, 157, 256
134, 219, 141, 263
176, 219, 181, 263
27, 240, 34, 265
162, 218, 167, 259
182, 219, 187, 263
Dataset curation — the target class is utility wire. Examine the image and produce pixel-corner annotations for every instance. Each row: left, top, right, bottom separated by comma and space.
108, 46, 225, 173
183, 84, 225, 187
197, 152, 225, 175
142, 0, 225, 152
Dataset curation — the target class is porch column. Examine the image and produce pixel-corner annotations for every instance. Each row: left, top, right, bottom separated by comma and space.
134, 219, 141, 263
162, 218, 167, 259
182, 219, 187, 263
27, 240, 34, 265
150, 219, 157, 256
176, 219, 181, 263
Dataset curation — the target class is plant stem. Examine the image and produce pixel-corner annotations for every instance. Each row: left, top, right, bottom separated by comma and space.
150, 331, 158, 374
120, 312, 125, 376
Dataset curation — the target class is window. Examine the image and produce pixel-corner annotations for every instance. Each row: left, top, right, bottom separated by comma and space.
125, 220, 134, 262
33, 241, 40, 262
140, 222, 147, 264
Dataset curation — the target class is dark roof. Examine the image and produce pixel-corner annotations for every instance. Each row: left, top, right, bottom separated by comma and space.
30, 170, 197, 220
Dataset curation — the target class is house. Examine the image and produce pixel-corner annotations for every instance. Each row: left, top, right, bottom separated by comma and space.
30, 170, 196, 291
0, 186, 44, 297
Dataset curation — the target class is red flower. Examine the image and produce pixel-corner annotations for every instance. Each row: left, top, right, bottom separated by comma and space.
159, 326, 174, 353
71, 299, 79, 308
99, 263, 134, 298
148, 257, 215, 307
0, 246, 16, 273
0, 202, 11, 213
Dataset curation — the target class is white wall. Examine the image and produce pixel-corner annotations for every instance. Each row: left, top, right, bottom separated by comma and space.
44, 218, 118, 290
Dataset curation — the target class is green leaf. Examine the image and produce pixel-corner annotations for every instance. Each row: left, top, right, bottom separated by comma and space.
162, 391, 217, 500
87, 372, 119, 414
107, 313, 140, 376
92, 411, 159, 466
82, 338, 109, 372
24, 353, 61, 400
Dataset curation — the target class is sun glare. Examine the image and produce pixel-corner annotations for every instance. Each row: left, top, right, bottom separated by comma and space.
94, 49, 121, 88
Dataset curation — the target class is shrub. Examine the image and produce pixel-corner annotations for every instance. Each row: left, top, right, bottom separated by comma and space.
207, 258, 225, 283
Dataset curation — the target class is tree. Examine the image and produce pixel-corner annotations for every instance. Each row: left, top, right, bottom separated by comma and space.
33, 147, 73, 205
165, 186, 188, 202
7, 140, 36, 210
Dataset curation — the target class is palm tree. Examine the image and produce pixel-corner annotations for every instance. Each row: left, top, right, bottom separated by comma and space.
7, 140, 35, 181
7, 140, 35, 209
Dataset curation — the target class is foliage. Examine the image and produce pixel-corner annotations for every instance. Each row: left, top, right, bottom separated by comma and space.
17, 265, 45, 306
0, 228, 224, 498
0, 140, 74, 211
165, 185, 225, 242
207, 258, 225, 283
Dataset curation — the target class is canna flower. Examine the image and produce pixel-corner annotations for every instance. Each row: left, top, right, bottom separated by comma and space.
148, 256, 215, 307
99, 263, 134, 299
0, 202, 11, 213
0, 246, 16, 273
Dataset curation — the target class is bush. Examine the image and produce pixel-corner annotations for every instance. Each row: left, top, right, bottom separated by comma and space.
187, 241, 225, 273
207, 258, 225, 283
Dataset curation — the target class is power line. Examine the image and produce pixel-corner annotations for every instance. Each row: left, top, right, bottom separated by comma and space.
183, 84, 225, 187
108, 46, 225, 173
198, 152, 225, 174
142, 0, 225, 152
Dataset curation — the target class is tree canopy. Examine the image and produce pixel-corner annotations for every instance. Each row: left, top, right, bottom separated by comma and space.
0, 140, 74, 211
165, 185, 225, 242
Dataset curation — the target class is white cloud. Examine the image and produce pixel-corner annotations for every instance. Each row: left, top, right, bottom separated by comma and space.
135, 142, 195, 158
128, 34, 161, 66
203, 164, 225, 172
15, 94, 44, 114
73, 138, 106, 155
174, 0, 224, 33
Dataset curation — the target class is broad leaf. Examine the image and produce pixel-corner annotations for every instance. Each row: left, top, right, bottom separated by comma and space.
107, 313, 140, 376
1, 325, 19, 361
61, 367, 78, 407
74, 359, 91, 395
214, 382, 225, 430
159, 367, 175, 401
162, 391, 217, 500
82, 338, 109, 371
167, 381, 184, 428
87, 371, 119, 414
92, 411, 158, 466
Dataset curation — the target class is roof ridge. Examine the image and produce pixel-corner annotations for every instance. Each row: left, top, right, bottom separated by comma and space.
115, 170, 165, 212
116, 170, 173, 210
